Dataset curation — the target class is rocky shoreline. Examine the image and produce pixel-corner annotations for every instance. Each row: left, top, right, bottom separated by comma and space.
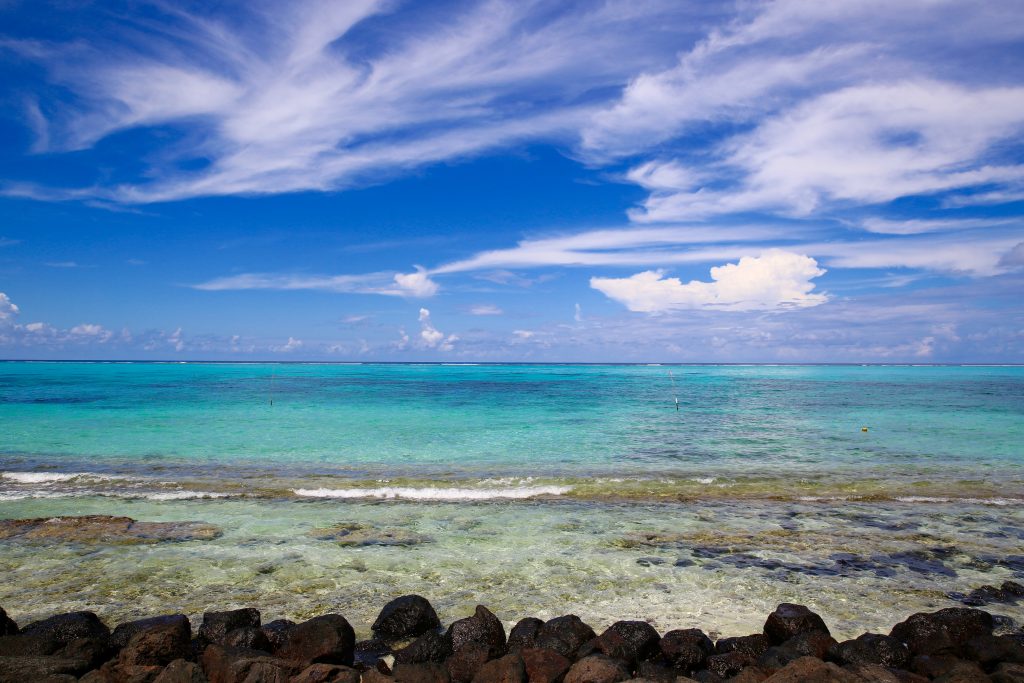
1, 596, 1023, 683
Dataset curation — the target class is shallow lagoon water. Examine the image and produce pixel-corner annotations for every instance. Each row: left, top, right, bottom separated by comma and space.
1, 363, 1023, 639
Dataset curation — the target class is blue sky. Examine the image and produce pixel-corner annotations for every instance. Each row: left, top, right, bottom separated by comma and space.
1, 0, 1023, 361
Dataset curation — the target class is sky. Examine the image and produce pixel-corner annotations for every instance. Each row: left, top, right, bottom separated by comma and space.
1, 0, 1023, 362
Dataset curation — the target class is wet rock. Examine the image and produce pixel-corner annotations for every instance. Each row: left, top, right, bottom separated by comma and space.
276, 614, 355, 667
0, 515, 222, 544
756, 646, 803, 671
595, 621, 660, 664
308, 523, 431, 547
395, 631, 453, 665
290, 662, 361, 683
890, 608, 994, 656
777, 631, 836, 660
118, 617, 192, 667
829, 633, 909, 669
22, 610, 111, 646
223, 626, 271, 652
0, 655, 93, 680
992, 662, 1024, 683
563, 654, 630, 683
198, 609, 261, 646
262, 619, 297, 653
0, 606, 17, 636
354, 638, 394, 668
963, 635, 1024, 667
963, 583, 1024, 607
931, 660, 990, 682
153, 659, 207, 683
471, 653, 526, 683
520, 647, 571, 683
446, 643, 490, 683
373, 596, 442, 642
395, 662, 451, 683
715, 634, 769, 659
759, 656, 860, 682
535, 616, 597, 660
112, 615, 191, 651
705, 651, 752, 679
447, 606, 506, 658
507, 619, 545, 653
201, 644, 302, 683
763, 605, 830, 645
660, 629, 714, 672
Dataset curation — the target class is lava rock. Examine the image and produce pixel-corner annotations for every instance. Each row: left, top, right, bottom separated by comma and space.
911, 654, 963, 678
520, 647, 571, 683
276, 614, 355, 667
763, 604, 830, 645
562, 654, 630, 683
198, 609, 261, 646
890, 608, 994, 657
222, 626, 271, 652
705, 651, 752, 679
715, 634, 769, 659
111, 615, 191, 651
596, 621, 660, 664
152, 659, 207, 683
830, 633, 910, 669
963, 634, 1024, 667
117, 617, 192, 667
778, 631, 837, 660
535, 616, 597, 660
373, 596, 442, 642
291, 662, 361, 683
201, 644, 302, 683
21, 611, 111, 648
0, 655, 93, 680
634, 661, 680, 682
930, 660, 990, 682
0, 607, 17, 636
395, 631, 453, 665
660, 629, 714, 671
261, 619, 296, 653
759, 656, 860, 682
992, 662, 1024, 683
395, 661, 452, 683
447, 643, 490, 683
471, 653, 526, 683
506, 619, 544, 653
447, 606, 506, 658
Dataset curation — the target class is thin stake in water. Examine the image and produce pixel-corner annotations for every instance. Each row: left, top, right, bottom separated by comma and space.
669, 370, 679, 411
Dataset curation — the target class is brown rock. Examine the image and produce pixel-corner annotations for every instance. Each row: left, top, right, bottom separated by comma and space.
395, 631, 453, 665
705, 651, 752, 679
363, 669, 396, 683
112, 615, 191, 651
223, 626, 271, 652
0, 655, 93, 680
963, 635, 1024, 666
992, 662, 1024, 683
562, 655, 629, 683
932, 660, 991, 682
0, 515, 221, 544
830, 633, 909, 669
118, 616, 192, 667
761, 656, 861, 682
289, 663, 360, 683
520, 647, 571, 683
395, 662, 452, 683
201, 644, 302, 683
715, 635, 769, 659
448, 606, 506, 659
660, 629, 714, 672
262, 620, 297, 653
507, 619, 545, 654
372, 596, 442, 642
763, 605, 830, 646
446, 643, 490, 683
596, 621, 660, 665
536, 616, 597, 660
153, 659, 208, 683
730, 668, 771, 682
276, 615, 355, 667
471, 654, 526, 683
890, 609, 993, 657
199, 609, 261, 647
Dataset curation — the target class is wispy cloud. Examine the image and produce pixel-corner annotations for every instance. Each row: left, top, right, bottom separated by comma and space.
191, 267, 438, 297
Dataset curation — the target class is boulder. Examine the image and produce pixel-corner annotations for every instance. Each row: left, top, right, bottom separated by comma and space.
507, 619, 545, 653
201, 644, 302, 683
890, 608, 994, 657
992, 662, 1024, 683
112, 615, 191, 651
262, 619, 297, 653
446, 643, 490, 683
354, 638, 393, 668
471, 653, 526, 683
395, 631, 453, 665
763, 605, 830, 646
931, 660, 991, 682
0, 655, 93, 680
705, 651, 752, 679
911, 654, 963, 678
395, 661, 451, 683
520, 647, 571, 683
447, 606, 506, 658
21, 610, 111, 646
276, 614, 355, 667
198, 609, 261, 646
760, 656, 861, 682
0, 515, 221, 544
535, 616, 597, 660
223, 627, 271, 652
118, 617, 192, 667
777, 631, 836, 660
715, 634, 769, 659
373, 596, 442, 642
153, 659, 208, 683
562, 654, 630, 683
660, 629, 714, 672
0, 607, 17, 636
290, 663, 361, 683
829, 633, 909, 669
596, 621, 660, 664
963, 635, 1024, 667
840, 663, 907, 682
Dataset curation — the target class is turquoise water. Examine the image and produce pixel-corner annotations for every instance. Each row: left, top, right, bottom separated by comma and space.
1, 362, 1023, 638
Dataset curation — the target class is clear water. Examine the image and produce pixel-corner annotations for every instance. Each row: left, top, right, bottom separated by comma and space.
1, 362, 1022, 639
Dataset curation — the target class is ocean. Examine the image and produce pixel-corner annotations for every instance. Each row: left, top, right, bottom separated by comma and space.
1, 362, 1022, 639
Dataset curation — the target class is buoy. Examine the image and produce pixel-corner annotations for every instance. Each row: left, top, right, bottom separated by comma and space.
861, 426, 869, 432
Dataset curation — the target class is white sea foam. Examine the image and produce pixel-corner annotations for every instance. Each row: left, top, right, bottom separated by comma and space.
293, 485, 572, 500
690, 477, 716, 485
895, 496, 1021, 506
129, 491, 232, 501
0, 471, 125, 483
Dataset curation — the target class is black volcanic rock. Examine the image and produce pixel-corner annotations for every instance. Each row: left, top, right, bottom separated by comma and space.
763, 604, 830, 645
447, 606, 506, 658
373, 596, 442, 642
535, 616, 596, 660
198, 608, 261, 646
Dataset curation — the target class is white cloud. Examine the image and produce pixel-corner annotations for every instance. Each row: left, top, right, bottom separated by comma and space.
469, 304, 503, 316
0, 293, 19, 323
392, 267, 439, 297
512, 329, 535, 340
69, 323, 113, 342
590, 250, 827, 313
859, 217, 1014, 235
417, 308, 458, 351
574, 303, 582, 322
272, 336, 304, 353
192, 267, 438, 298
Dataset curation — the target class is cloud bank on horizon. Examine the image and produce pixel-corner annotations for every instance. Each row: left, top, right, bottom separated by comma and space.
0, 0, 1023, 361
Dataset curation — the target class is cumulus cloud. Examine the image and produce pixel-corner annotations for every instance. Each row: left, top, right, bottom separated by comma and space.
417, 308, 458, 351
272, 336, 304, 353
0, 293, 19, 323
590, 250, 827, 313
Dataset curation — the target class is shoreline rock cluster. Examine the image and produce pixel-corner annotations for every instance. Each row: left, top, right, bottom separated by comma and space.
1, 598, 1022, 683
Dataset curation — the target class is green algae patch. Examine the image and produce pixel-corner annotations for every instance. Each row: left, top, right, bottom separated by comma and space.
0, 515, 222, 544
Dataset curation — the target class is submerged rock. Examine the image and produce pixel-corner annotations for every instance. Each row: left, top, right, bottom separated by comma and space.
309, 523, 432, 547
0, 515, 222, 544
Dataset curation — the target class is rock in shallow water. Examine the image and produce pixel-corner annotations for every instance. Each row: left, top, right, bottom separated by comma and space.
0, 515, 222, 544
308, 522, 431, 547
